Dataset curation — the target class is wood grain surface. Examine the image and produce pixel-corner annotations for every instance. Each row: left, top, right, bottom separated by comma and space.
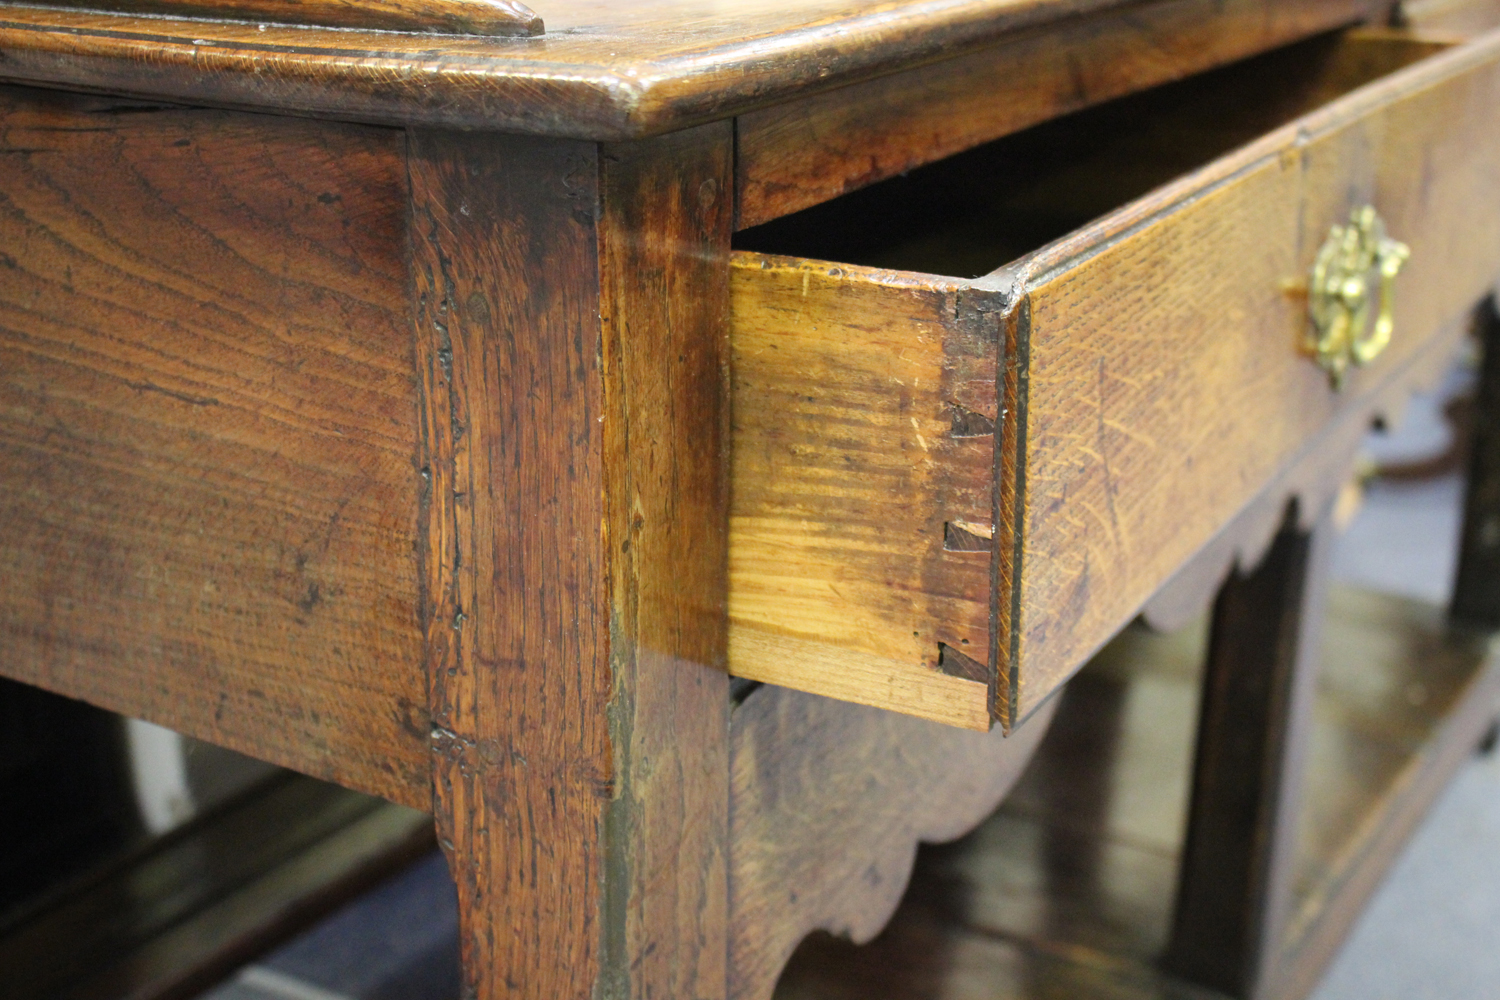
728, 684, 1059, 1000
728, 256, 1001, 730
0, 0, 1352, 138
1139, 312, 1463, 636
995, 29, 1500, 723
0, 84, 428, 807
735, 0, 1372, 227
596, 122, 734, 1000
411, 124, 733, 1000
729, 31, 1500, 729
1, 0, 544, 35
411, 129, 612, 1000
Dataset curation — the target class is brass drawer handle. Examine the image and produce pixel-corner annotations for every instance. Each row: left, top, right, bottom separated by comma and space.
1308, 205, 1410, 388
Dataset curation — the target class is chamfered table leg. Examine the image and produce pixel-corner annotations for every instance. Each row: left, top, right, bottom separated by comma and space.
406, 124, 734, 1000
1163, 501, 1335, 999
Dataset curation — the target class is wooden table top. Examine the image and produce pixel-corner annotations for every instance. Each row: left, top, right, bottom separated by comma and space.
0, 0, 1157, 136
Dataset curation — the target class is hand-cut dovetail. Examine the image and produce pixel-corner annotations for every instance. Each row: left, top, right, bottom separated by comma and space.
948, 403, 996, 438
937, 642, 987, 682
943, 520, 993, 552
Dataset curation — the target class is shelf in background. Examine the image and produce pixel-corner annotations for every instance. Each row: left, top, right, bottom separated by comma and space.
772, 586, 1500, 1000
0, 772, 434, 1000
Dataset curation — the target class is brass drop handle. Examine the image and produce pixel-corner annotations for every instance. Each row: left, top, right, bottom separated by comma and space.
1307, 205, 1410, 388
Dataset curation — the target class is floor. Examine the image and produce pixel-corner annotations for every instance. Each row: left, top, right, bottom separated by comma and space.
195, 367, 1500, 1000
198, 853, 459, 1000
1312, 365, 1500, 1000
1313, 744, 1500, 1000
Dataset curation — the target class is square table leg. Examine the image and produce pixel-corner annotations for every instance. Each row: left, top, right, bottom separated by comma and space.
406, 124, 735, 1000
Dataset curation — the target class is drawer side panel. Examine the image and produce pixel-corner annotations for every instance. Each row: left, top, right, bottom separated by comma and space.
729, 254, 996, 730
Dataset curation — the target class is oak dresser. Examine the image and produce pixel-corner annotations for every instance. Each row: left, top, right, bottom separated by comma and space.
1, 0, 1499, 998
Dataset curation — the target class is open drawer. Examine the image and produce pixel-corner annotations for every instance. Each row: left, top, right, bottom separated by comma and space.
727, 28, 1500, 731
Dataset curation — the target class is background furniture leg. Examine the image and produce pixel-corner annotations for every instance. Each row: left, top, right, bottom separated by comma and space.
1452, 295, 1500, 628
1163, 503, 1335, 999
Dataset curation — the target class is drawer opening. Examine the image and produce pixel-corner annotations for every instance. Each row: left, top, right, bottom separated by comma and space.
734, 29, 1454, 279
728, 22, 1493, 733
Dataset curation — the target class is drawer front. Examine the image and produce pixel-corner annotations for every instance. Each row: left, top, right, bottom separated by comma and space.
1003, 31, 1500, 723
729, 30, 1500, 730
